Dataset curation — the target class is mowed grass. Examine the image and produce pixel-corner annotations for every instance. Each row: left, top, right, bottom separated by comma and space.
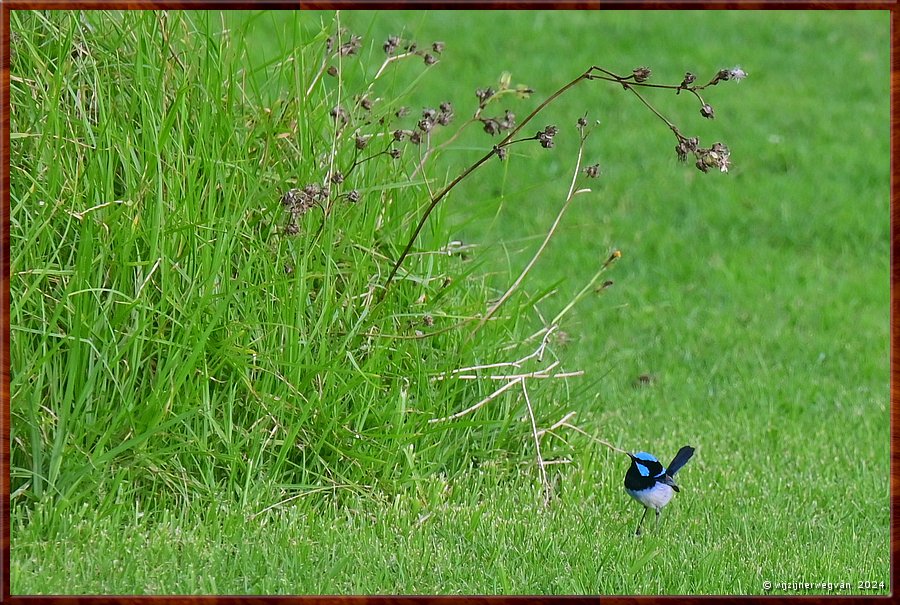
10, 10, 889, 595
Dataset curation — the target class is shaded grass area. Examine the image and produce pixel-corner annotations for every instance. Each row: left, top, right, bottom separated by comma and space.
10, 10, 889, 595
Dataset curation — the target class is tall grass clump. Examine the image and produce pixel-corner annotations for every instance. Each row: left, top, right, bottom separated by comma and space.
10, 10, 745, 525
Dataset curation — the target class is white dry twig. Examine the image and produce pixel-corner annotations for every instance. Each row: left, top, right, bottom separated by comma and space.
520, 378, 552, 507
428, 378, 520, 424
450, 368, 584, 382
447, 325, 557, 376
429, 329, 586, 506
536, 411, 578, 438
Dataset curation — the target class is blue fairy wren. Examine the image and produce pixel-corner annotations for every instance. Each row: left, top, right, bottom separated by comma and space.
624, 445, 695, 535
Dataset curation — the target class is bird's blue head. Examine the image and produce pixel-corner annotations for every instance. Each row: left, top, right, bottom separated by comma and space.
633, 452, 659, 463
628, 451, 665, 477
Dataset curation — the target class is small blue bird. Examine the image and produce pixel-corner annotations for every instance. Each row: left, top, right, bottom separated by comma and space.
624, 445, 695, 536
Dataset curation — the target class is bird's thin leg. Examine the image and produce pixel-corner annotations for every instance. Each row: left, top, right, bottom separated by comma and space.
635, 507, 648, 536
655, 509, 660, 528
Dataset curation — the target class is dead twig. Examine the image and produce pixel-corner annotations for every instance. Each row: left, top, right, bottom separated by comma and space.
428, 378, 520, 424
521, 378, 552, 507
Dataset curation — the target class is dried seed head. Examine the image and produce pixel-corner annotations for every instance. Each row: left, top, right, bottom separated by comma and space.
729, 67, 748, 82
700, 103, 715, 119
327, 65, 338, 77
695, 142, 731, 173
339, 34, 362, 56
281, 186, 323, 222
281, 188, 299, 208
675, 137, 700, 163
423, 53, 437, 66
709, 142, 731, 172
711, 68, 733, 85
389, 148, 402, 159
395, 106, 410, 118
576, 116, 588, 128
482, 118, 501, 136
359, 96, 373, 111
347, 189, 361, 203
537, 125, 559, 148
409, 130, 422, 145
432, 41, 445, 54
493, 145, 508, 161
355, 135, 371, 150
584, 164, 601, 178
330, 105, 350, 125
632, 66, 652, 82
330, 171, 344, 184
437, 103, 454, 126
476, 87, 495, 106
423, 314, 434, 327
384, 35, 400, 54
418, 117, 434, 133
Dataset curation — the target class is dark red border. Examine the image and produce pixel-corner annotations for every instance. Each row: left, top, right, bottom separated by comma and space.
3, 0, 11, 601
0, 1, 898, 9
0, 2, 895, 602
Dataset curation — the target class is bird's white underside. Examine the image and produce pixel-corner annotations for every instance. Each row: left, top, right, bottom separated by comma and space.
626, 482, 675, 511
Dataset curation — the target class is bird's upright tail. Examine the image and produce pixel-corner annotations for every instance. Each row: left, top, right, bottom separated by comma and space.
667, 445, 695, 476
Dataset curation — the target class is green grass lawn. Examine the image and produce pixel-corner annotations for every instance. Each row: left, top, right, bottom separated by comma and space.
9, 10, 889, 595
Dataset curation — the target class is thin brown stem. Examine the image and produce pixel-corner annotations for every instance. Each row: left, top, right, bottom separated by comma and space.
380, 68, 592, 298
411, 117, 478, 178
588, 66, 728, 93
624, 85, 680, 134
380, 149, 496, 294
379, 64, 737, 299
